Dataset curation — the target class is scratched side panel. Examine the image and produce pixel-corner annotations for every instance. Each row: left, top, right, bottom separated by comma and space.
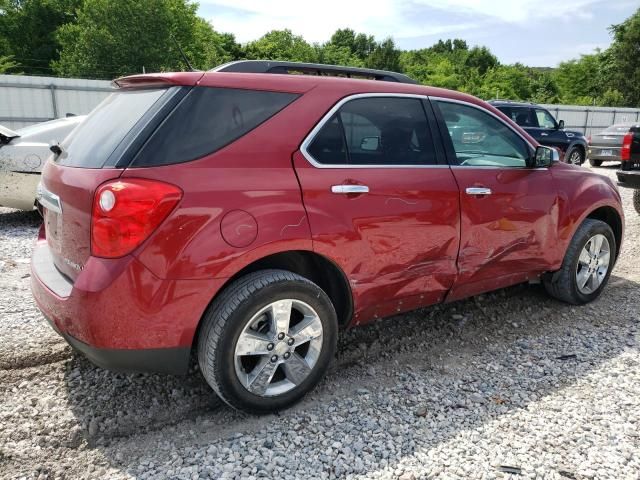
292, 152, 461, 326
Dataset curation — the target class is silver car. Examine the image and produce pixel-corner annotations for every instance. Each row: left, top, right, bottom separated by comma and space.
0, 116, 85, 210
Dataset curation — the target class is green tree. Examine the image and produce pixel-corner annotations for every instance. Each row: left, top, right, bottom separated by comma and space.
328, 28, 376, 61
366, 38, 401, 72
244, 29, 316, 63
554, 53, 604, 104
606, 8, 640, 106
0, 54, 18, 73
53, 0, 236, 79
0, 0, 81, 75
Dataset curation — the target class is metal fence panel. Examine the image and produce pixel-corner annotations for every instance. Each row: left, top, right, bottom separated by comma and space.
540, 104, 640, 137
0, 74, 112, 130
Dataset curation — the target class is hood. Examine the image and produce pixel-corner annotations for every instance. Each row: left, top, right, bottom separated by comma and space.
564, 130, 585, 139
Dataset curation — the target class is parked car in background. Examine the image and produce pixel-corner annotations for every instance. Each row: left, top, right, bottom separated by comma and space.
0, 116, 85, 210
489, 100, 588, 165
31, 61, 623, 414
589, 122, 640, 168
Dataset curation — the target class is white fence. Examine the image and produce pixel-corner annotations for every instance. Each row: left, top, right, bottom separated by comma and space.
2, 75, 640, 137
0, 75, 112, 130
540, 104, 640, 137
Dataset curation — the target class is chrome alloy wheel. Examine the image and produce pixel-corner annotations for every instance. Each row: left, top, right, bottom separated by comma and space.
234, 299, 323, 397
569, 150, 583, 165
576, 234, 610, 294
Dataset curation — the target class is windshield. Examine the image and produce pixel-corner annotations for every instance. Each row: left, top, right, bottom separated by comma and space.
57, 88, 169, 168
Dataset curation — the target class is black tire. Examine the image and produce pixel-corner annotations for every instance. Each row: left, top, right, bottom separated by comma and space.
566, 146, 585, 165
543, 219, 616, 305
589, 158, 603, 167
634, 189, 640, 215
197, 269, 338, 413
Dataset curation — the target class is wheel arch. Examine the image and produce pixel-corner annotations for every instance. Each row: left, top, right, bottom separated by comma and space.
585, 206, 623, 259
192, 250, 354, 349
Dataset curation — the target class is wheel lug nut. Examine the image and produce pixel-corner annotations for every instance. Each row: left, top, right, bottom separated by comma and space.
277, 332, 285, 340
270, 355, 278, 363
287, 338, 294, 346
283, 352, 291, 360
267, 343, 274, 351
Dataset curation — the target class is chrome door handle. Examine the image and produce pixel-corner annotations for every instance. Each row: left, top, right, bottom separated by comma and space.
466, 187, 492, 196
331, 185, 369, 194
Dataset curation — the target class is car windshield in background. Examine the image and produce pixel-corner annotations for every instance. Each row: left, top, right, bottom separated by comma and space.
57, 88, 170, 168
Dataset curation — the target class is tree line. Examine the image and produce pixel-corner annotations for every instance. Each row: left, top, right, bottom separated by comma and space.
1, 0, 639, 107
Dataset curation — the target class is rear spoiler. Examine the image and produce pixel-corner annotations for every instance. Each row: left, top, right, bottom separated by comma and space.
0, 124, 19, 145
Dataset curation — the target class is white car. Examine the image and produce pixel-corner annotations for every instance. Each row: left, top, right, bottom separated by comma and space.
0, 116, 85, 210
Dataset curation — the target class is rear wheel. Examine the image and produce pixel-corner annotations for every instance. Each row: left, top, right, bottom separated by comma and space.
567, 147, 585, 165
589, 158, 603, 167
543, 219, 615, 305
634, 189, 640, 215
197, 269, 338, 413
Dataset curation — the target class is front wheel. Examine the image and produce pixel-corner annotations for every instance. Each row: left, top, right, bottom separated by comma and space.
567, 147, 585, 165
543, 219, 616, 305
634, 190, 640, 215
197, 269, 338, 413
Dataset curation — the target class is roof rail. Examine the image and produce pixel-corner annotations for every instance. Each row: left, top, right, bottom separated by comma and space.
210, 60, 418, 85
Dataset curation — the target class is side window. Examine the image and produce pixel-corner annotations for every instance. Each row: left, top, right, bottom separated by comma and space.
436, 101, 530, 168
535, 109, 557, 129
307, 97, 437, 166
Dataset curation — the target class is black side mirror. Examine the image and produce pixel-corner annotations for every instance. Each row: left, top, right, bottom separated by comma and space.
532, 145, 559, 168
557, 120, 565, 130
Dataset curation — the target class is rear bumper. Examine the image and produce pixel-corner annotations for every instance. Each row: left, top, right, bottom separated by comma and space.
616, 170, 640, 189
31, 240, 224, 374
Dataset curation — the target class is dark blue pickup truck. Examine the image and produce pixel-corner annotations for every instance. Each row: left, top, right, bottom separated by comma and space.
489, 100, 588, 165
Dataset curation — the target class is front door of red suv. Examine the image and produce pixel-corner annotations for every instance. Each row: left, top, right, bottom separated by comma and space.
294, 95, 460, 324
432, 99, 559, 301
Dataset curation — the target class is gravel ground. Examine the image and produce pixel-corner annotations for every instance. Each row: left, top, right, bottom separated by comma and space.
1, 164, 639, 480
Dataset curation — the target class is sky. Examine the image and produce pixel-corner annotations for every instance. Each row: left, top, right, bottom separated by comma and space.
197, 0, 639, 67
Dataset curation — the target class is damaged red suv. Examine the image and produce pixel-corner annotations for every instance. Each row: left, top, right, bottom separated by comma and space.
31, 61, 624, 413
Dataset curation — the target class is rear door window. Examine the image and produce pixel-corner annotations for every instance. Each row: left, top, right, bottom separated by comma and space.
307, 97, 437, 166
132, 87, 299, 166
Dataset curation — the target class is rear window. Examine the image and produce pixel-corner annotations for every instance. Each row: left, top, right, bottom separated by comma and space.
603, 125, 632, 134
131, 87, 299, 167
57, 88, 169, 168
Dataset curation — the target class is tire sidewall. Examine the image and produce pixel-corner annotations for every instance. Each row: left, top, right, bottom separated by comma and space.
566, 222, 616, 303
211, 279, 337, 412
568, 147, 584, 165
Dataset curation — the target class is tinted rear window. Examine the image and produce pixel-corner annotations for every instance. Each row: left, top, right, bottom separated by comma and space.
603, 124, 632, 134
57, 88, 169, 168
131, 87, 299, 167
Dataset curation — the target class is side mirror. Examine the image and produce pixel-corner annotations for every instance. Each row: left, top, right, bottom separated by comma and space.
360, 136, 380, 151
557, 120, 565, 130
533, 145, 559, 167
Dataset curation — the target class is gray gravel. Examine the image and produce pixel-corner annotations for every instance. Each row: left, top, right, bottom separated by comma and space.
1, 164, 639, 479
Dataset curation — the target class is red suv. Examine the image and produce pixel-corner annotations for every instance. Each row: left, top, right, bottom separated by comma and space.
31, 61, 624, 413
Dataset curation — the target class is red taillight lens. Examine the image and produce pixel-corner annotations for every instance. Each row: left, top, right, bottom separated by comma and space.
621, 132, 633, 161
587, 135, 591, 144
91, 179, 182, 258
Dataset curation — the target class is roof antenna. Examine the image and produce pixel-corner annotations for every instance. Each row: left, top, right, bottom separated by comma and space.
170, 34, 197, 72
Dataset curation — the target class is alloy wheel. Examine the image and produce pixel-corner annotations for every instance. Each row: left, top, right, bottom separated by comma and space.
575, 234, 610, 294
569, 150, 582, 165
234, 299, 323, 397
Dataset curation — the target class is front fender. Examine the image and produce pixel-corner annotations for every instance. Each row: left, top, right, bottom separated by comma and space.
552, 163, 624, 263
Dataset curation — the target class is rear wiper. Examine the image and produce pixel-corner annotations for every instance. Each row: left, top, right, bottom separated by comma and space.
49, 143, 63, 156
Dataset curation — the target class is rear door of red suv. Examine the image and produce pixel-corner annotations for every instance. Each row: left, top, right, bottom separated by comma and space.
293, 93, 460, 323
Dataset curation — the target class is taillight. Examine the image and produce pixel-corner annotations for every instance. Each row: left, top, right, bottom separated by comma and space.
621, 132, 633, 162
587, 135, 591, 145
91, 179, 182, 258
